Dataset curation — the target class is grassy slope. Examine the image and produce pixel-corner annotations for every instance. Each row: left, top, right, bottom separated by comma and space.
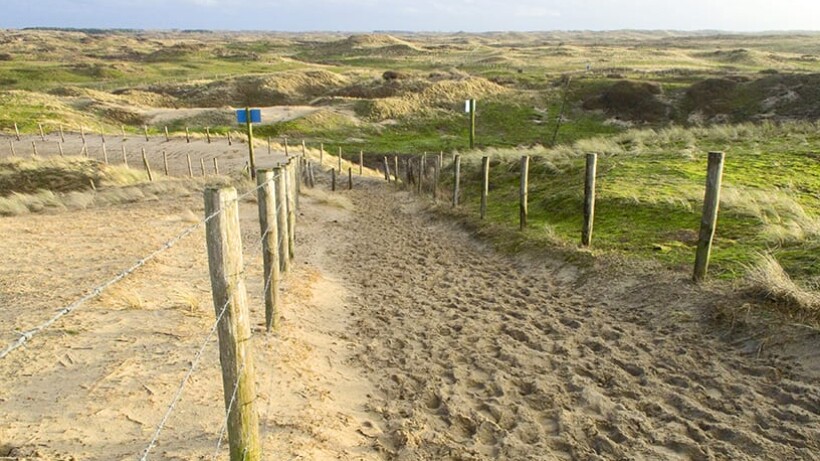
440, 122, 820, 285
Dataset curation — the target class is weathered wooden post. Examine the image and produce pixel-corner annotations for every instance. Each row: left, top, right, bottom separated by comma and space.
14, 122, 20, 141
320, 143, 324, 165
348, 167, 353, 190
142, 148, 154, 182
480, 156, 490, 219
102, 143, 108, 165
31, 141, 37, 157
693, 151, 725, 282
122, 146, 128, 167
186, 153, 193, 177
143, 125, 149, 142
432, 155, 440, 201
185, 127, 191, 143
206, 127, 212, 144
227, 130, 232, 146
162, 150, 169, 176
38, 123, 45, 142
393, 156, 399, 184
267, 137, 271, 156
359, 150, 364, 175
283, 137, 289, 157
81, 142, 88, 157
520, 155, 529, 230
582, 153, 598, 247
331, 168, 337, 191
285, 161, 296, 260
80, 125, 86, 144
274, 166, 290, 273
57, 142, 63, 157
337, 147, 343, 173
99, 124, 105, 143
9, 140, 16, 157
200, 158, 206, 176
469, 99, 476, 149
301, 140, 307, 159
164, 126, 170, 142
383, 156, 390, 181
417, 156, 424, 194
213, 157, 220, 175
244, 108, 257, 180
256, 170, 281, 332
121, 125, 126, 140
203, 187, 262, 461
453, 154, 461, 207
59, 124, 65, 143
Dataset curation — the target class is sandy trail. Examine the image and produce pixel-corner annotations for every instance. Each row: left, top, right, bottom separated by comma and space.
1, 158, 818, 460
310, 181, 819, 460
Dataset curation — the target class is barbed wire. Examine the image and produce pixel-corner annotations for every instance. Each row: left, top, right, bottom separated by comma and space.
0, 177, 277, 360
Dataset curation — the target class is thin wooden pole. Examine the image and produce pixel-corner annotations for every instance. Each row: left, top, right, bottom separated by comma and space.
417, 157, 424, 194
186, 153, 193, 177
274, 166, 290, 274
256, 170, 281, 332
59, 124, 64, 143
393, 156, 399, 184
99, 124, 105, 144
453, 154, 461, 207
200, 158, 206, 176
267, 137, 271, 156
469, 99, 476, 149
38, 123, 45, 141
337, 147, 342, 172
245, 108, 256, 180
693, 151, 725, 282
284, 138, 289, 157
14, 122, 20, 141
480, 156, 490, 219
301, 140, 306, 159
164, 126, 170, 142
102, 142, 108, 164
57, 142, 63, 157
121, 125, 126, 140
320, 143, 324, 165
582, 153, 598, 247
520, 155, 529, 230
9, 140, 16, 157
203, 187, 262, 461
359, 151, 364, 175
331, 168, 337, 191
31, 141, 37, 157
80, 125, 86, 144
185, 127, 190, 143
143, 125, 149, 142
383, 156, 390, 181
206, 127, 212, 144
142, 148, 154, 181
285, 161, 296, 261
81, 142, 88, 157
227, 131, 232, 146
432, 155, 440, 201
213, 157, 220, 175
122, 146, 128, 167
348, 167, 353, 190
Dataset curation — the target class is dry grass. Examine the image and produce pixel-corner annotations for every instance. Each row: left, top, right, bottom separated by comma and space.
745, 254, 820, 322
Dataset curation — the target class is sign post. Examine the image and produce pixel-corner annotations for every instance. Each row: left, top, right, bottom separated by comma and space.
237, 108, 262, 179
466, 99, 476, 149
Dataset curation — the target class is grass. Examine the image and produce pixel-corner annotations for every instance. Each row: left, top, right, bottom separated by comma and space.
436, 122, 820, 292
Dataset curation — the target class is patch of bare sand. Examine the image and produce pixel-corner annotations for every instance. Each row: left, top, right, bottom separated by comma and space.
311, 181, 819, 460
0, 180, 384, 459
144, 106, 322, 126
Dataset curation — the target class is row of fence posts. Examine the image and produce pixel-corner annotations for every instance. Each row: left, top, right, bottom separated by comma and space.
6, 122, 238, 145
382, 150, 726, 282
203, 153, 302, 460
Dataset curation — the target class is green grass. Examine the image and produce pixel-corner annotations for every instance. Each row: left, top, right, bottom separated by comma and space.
438, 122, 820, 283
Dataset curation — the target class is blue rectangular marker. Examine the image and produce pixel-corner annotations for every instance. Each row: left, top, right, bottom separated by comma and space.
236, 109, 262, 124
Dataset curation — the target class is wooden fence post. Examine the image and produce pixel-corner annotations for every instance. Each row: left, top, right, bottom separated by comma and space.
432, 155, 440, 201
122, 146, 128, 167
206, 127, 212, 144
582, 153, 598, 247
38, 123, 45, 142
274, 166, 290, 274
320, 143, 324, 165
337, 147, 342, 172
480, 156, 490, 219
186, 153, 193, 177
59, 124, 65, 143
57, 142, 63, 157
81, 125, 86, 144
200, 158, 206, 176
31, 141, 37, 157
185, 127, 190, 143
693, 151, 725, 282
286, 161, 296, 261
393, 156, 399, 184
228, 131, 232, 146
520, 155, 529, 230
142, 148, 154, 182
203, 187, 262, 461
165, 126, 170, 142
163, 150, 169, 176
359, 151, 363, 175
102, 143, 108, 165
214, 157, 220, 175
9, 140, 15, 157
121, 125, 126, 141
383, 156, 390, 181
256, 170, 281, 332
331, 168, 337, 191
143, 125, 149, 142
348, 167, 353, 190
301, 140, 307, 159
99, 124, 105, 144
14, 122, 20, 141
452, 154, 461, 207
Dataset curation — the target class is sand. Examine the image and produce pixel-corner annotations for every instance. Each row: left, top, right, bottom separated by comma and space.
0, 155, 818, 460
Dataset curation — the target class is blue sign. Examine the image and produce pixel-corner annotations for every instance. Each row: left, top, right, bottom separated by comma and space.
236, 109, 262, 124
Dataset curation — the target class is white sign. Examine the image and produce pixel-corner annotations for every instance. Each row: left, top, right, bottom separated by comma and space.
465, 100, 470, 113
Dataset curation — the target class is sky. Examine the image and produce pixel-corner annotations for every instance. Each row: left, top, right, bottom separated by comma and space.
1, 0, 819, 32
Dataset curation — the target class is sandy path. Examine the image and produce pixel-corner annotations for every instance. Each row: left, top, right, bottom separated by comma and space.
311, 181, 819, 460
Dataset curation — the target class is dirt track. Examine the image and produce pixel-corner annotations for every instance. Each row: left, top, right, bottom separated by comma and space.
0, 165, 818, 460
